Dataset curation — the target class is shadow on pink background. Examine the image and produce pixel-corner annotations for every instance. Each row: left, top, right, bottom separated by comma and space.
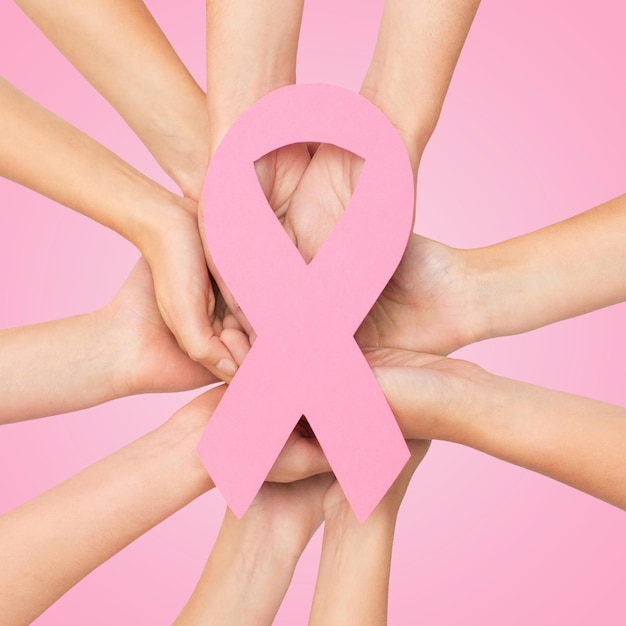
1, 1, 625, 624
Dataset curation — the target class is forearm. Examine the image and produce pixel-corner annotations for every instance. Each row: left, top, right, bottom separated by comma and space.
0, 310, 123, 423
0, 398, 215, 625
0, 77, 189, 249
175, 509, 301, 625
310, 509, 396, 625
13, 0, 209, 197
469, 193, 626, 341
361, 0, 481, 171
310, 442, 426, 626
206, 0, 304, 150
456, 372, 626, 509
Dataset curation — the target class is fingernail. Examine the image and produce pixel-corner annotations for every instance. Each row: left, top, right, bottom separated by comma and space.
217, 358, 238, 377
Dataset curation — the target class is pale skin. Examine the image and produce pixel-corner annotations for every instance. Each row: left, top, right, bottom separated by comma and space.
0, 387, 330, 626
358, 192, 626, 356
10, 0, 486, 358
0, 258, 215, 424
9, 0, 485, 360
174, 469, 334, 626
370, 348, 626, 511
366, 194, 626, 506
174, 439, 429, 626
308, 440, 429, 626
0, 77, 237, 381
12, 0, 210, 200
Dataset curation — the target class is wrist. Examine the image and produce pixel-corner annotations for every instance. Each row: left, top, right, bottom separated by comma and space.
207, 74, 295, 156
453, 246, 504, 347
360, 78, 436, 174
90, 304, 139, 400
206, 2, 302, 154
131, 194, 198, 262
324, 493, 398, 539
139, 90, 210, 202
181, 508, 301, 625
464, 242, 537, 344
446, 366, 516, 449
226, 511, 303, 578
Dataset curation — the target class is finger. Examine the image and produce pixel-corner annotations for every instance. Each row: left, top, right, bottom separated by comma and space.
160, 291, 239, 383
220, 327, 251, 366
267, 428, 331, 482
168, 384, 227, 432
223, 309, 256, 346
222, 310, 244, 331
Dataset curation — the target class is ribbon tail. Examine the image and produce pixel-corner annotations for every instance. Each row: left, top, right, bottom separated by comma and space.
197, 341, 302, 518
305, 339, 410, 522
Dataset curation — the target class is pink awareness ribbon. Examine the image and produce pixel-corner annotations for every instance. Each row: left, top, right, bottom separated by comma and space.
199, 84, 414, 522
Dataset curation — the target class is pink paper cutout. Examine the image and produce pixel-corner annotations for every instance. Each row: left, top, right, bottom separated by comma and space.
198, 84, 414, 522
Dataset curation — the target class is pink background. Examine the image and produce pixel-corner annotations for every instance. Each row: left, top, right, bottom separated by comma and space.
1, 0, 625, 624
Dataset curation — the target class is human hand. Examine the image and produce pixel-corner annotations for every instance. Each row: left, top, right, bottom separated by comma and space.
309, 438, 429, 626
102, 256, 217, 396
206, 142, 363, 348
280, 142, 363, 263
356, 233, 483, 355
136, 197, 239, 381
366, 347, 487, 443
175, 466, 333, 626
369, 345, 626, 511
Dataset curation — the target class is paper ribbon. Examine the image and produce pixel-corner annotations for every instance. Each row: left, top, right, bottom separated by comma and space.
199, 84, 414, 522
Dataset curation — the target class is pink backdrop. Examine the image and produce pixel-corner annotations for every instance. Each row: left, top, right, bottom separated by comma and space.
1, 1, 625, 624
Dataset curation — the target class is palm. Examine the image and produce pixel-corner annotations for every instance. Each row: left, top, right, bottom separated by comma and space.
366, 347, 487, 441
284, 143, 362, 262
357, 234, 471, 356
255, 143, 311, 225
109, 258, 215, 394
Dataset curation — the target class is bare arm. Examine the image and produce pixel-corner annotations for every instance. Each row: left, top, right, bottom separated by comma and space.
13, 0, 209, 199
362, 0, 481, 172
0, 259, 215, 424
205, 0, 304, 151
470, 193, 626, 341
0, 390, 218, 625
175, 474, 332, 625
0, 77, 237, 380
309, 442, 428, 626
358, 193, 626, 356
372, 349, 626, 510
0, 387, 329, 625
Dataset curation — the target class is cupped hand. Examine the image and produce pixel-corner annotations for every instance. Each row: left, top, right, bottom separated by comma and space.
104, 256, 218, 396
366, 347, 490, 442
280, 143, 363, 263
139, 199, 239, 381
356, 233, 480, 356
285, 144, 480, 357
165, 385, 331, 488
